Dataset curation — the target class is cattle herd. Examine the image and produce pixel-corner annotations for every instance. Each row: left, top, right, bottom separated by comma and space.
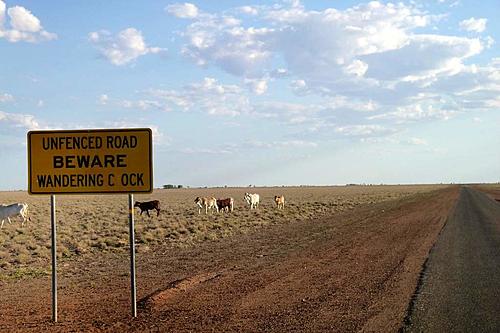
191, 192, 285, 215
0, 192, 286, 228
138, 192, 285, 218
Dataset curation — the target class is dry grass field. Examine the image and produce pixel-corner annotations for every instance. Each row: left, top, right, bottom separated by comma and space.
1, 185, 470, 332
0, 185, 444, 279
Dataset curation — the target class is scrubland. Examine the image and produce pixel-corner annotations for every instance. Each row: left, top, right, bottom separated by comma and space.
0, 185, 443, 278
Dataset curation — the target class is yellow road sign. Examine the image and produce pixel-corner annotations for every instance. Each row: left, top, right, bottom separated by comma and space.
27, 128, 153, 194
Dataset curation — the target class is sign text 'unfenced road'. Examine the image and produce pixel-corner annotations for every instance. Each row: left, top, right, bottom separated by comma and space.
28, 128, 153, 194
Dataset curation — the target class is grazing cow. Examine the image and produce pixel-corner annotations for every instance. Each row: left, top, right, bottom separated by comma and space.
0, 203, 30, 228
274, 195, 285, 209
134, 200, 160, 217
194, 197, 218, 214
244, 193, 260, 209
217, 198, 234, 213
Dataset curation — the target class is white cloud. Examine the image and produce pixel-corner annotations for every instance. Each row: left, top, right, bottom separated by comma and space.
37, 99, 44, 107
438, 0, 461, 8
8, 5, 40, 32
406, 137, 428, 145
166, 3, 199, 19
181, 20, 273, 77
245, 78, 268, 95
247, 139, 318, 149
150, 77, 250, 116
180, 138, 318, 155
369, 104, 455, 123
278, 140, 318, 148
290, 79, 309, 95
179, 147, 233, 155
0, 92, 14, 102
363, 34, 483, 81
424, 59, 500, 111
345, 59, 368, 77
120, 99, 163, 111
490, 57, 500, 67
270, 68, 288, 78
0, 1, 5, 27
483, 36, 494, 49
119, 76, 399, 141
0, 1, 56, 42
89, 28, 164, 66
149, 126, 167, 145
101, 2, 497, 144
325, 95, 378, 112
98, 94, 109, 105
171, 1, 493, 119
106, 122, 167, 145
176, 1, 434, 82
459, 17, 487, 33
97, 93, 167, 111
0, 110, 39, 129
335, 124, 396, 137
239, 6, 258, 16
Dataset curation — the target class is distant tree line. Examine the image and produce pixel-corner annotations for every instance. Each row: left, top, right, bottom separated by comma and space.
163, 184, 183, 189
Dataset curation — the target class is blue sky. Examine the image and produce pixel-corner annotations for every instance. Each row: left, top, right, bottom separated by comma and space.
0, 0, 499, 189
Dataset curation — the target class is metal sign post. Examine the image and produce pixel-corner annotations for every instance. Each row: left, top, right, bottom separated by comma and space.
50, 194, 58, 322
128, 194, 137, 317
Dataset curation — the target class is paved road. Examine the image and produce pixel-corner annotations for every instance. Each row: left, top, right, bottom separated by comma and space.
405, 187, 500, 332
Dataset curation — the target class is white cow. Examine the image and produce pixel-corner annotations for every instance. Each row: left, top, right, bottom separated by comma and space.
194, 197, 218, 214
0, 203, 30, 228
244, 193, 260, 209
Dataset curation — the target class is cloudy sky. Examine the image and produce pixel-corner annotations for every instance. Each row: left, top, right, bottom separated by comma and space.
0, 0, 499, 189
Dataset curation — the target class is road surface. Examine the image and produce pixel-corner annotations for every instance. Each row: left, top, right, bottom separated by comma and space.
404, 187, 500, 332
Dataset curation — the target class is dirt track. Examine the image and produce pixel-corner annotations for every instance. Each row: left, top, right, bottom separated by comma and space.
0, 187, 459, 332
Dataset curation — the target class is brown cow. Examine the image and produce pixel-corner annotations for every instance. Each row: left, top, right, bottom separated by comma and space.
194, 197, 218, 214
274, 195, 285, 209
134, 200, 160, 217
217, 198, 234, 213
